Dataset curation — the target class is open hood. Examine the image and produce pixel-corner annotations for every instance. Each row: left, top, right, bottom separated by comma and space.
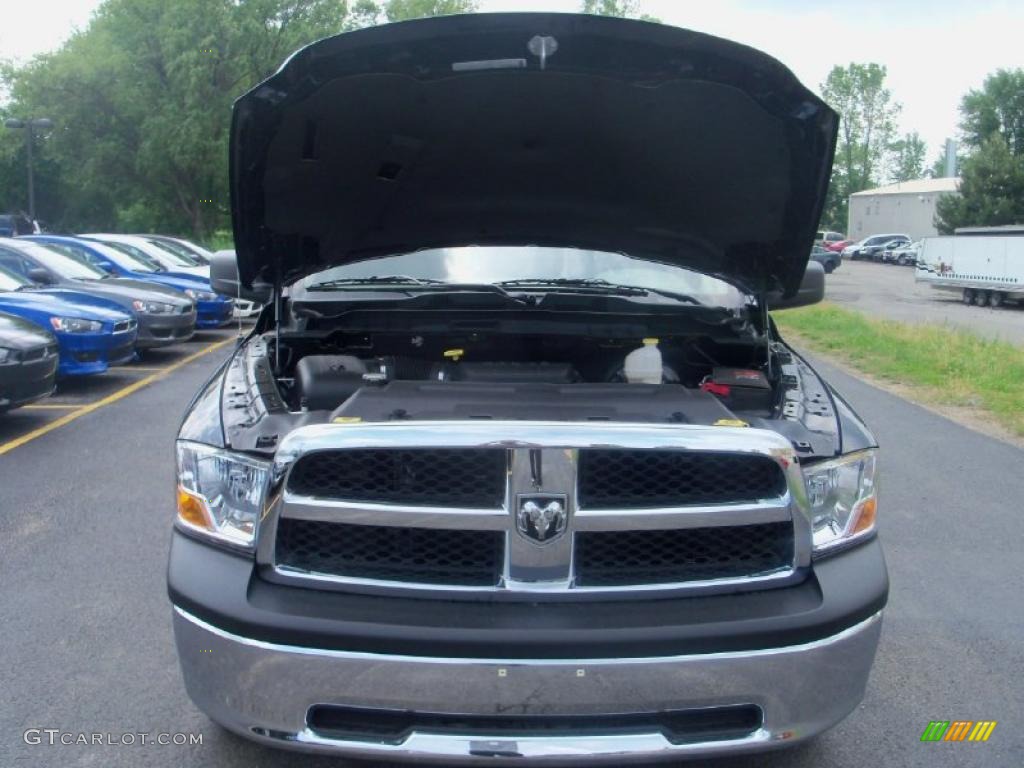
230, 13, 837, 295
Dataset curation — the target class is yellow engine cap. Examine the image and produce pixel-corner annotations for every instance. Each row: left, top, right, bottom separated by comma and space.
443, 348, 465, 360
713, 418, 750, 428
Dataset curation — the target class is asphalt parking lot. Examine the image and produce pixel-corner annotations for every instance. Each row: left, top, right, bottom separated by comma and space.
826, 260, 1024, 346
2, 333, 1022, 767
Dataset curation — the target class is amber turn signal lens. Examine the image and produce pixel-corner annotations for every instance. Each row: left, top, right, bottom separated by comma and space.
851, 497, 877, 534
177, 486, 211, 530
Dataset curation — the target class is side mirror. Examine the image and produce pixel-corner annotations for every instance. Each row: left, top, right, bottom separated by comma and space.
210, 250, 272, 304
28, 267, 54, 285
763, 260, 825, 310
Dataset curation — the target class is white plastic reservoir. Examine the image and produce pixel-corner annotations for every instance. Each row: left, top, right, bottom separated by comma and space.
623, 338, 663, 384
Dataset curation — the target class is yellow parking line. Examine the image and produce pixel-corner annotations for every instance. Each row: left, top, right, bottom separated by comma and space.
22, 404, 83, 410
0, 338, 234, 457
122, 366, 167, 372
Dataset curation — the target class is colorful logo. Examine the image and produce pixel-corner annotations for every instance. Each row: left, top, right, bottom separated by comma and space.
921, 721, 997, 742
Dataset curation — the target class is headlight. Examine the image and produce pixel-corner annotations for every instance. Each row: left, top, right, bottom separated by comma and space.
185, 288, 216, 301
50, 317, 103, 333
0, 347, 14, 364
803, 449, 878, 556
176, 441, 271, 549
132, 299, 175, 314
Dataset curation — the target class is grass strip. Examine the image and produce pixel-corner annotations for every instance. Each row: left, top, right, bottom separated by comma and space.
773, 303, 1024, 437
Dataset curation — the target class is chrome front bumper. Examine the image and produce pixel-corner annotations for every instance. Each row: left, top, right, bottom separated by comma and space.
173, 607, 883, 764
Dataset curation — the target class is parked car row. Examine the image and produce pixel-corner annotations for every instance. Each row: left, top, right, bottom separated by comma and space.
0, 233, 242, 414
841, 234, 916, 263
27, 235, 235, 327
878, 241, 919, 265
814, 231, 922, 266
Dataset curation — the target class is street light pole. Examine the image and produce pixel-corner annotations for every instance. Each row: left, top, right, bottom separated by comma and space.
4, 117, 53, 222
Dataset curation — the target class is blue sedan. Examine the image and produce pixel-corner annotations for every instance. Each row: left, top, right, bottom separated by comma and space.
24, 235, 235, 329
0, 265, 137, 377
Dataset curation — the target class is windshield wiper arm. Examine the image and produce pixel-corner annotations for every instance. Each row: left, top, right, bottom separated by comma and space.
309, 275, 445, 289
498, 277, 631, 289
306, 277, 532, 306
497, 278, 701, 305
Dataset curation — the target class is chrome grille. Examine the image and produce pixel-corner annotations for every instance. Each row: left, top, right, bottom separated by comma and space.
575, 522, 793, 586
287, 449, 507, 508
265, 422, 808, 598
276, 519, 503, 586
578, 450, 785, 508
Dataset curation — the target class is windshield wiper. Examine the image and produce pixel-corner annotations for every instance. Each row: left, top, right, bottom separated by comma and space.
497, 278, 701, 305
306, 276, 532, 306
498, 278, 643, 293
308, 275, 445, 289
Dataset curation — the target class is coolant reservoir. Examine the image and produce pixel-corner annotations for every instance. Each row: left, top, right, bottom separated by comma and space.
624, 338, 663, 384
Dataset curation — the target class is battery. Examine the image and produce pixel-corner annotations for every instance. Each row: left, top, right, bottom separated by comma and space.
700, 367, 773, 412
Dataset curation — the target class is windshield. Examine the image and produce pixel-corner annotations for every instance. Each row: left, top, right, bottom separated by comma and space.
303, 247, 746, 308
148, 238, 209, 264
97, 241, 162, 272
21, 243, 108, 280
0, 264, 32, 291
146, 239, 202, 267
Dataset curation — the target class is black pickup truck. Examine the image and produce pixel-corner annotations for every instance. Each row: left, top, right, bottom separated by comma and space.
169, 13, 887, 763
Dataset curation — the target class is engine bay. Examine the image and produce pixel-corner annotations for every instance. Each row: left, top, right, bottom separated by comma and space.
212, 325, 841, 459
276, 331, 777, 419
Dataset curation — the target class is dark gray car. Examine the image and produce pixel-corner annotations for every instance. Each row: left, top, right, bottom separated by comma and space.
0, 310, 58, 411
0, 238, 196, 349
810, 245, 841, 273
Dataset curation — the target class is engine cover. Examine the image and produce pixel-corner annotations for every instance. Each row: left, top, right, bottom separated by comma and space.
330, 381, 739, 425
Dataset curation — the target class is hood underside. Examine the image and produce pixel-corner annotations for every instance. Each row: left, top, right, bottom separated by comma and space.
230, 13, 837, 295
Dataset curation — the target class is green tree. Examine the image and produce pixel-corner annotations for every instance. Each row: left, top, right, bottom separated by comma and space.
0, 107, 64, 225
934, 135, 1024, 233
583, 0, 638, 14
0, 0, 479, 238
819, 63, 901, 231
927, 149, 948, 178
2, 0, 352, 237
926, 143, 965, 179
384, 0, 477, 22
888, 131, 926, 182
959, 68, 1024, 157
580, 0, 659, 22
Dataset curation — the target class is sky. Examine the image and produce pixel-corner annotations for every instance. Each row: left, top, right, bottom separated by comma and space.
2, 0, 1022, 161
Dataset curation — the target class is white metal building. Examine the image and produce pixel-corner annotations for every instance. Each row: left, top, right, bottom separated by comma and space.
847, 177, 960, 241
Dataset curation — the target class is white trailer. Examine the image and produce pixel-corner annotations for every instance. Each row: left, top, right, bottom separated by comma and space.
915, 227, 1024, 307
